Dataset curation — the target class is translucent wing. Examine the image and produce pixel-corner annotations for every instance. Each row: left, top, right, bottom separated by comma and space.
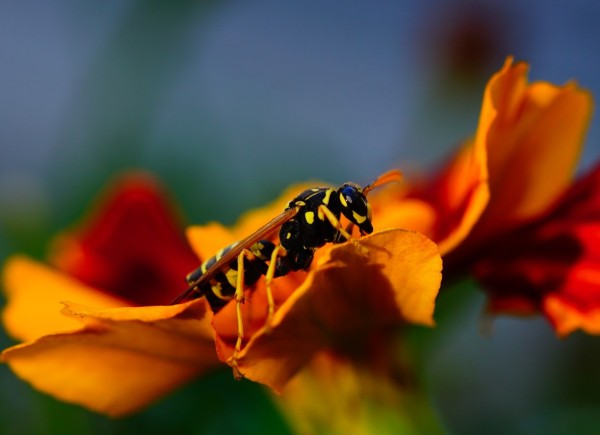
169, 206, 299, 305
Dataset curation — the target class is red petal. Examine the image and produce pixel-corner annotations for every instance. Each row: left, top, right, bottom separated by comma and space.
50, 172, 199, 306
474, 163, 600, 335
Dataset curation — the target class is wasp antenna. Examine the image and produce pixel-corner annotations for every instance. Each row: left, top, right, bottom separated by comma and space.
363, 169, 403, 195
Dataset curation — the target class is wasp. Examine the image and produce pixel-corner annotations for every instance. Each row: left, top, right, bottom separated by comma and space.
170, 169, 401, 376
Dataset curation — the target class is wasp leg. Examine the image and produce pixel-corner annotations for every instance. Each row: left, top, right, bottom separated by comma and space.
264, 244, 287, 329
317, 204, 368, 255
230, 248, 254, 380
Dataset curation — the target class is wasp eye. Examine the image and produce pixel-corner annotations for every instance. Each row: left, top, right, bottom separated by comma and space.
341, 186, 358, 202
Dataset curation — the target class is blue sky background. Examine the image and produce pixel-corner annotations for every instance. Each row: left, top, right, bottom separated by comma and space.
2, 1, 600, 223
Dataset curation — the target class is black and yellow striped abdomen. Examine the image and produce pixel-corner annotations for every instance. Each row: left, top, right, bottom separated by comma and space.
185, 240, 276, 312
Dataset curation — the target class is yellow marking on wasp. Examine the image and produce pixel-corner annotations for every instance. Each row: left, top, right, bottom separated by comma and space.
286, 232, 292, 240
225, 268, 238, 288
250, 242, 267, 261
305, 211, 315, 224
323, 188, 334, 205
304, 190, 323, 202
215, 248, 226, 261
352, 211, 367, 224
339, 193, 348, 208
211, 282, 228, 300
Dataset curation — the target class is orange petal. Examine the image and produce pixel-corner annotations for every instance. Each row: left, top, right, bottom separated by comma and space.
438, 142, 490, 255
2, 300, 218, 417
544, 293, 600, 337
372, 139, 489, 256
186, 222, 237, 262
211, 270, 302, 353
474, 57, 593, 239
371, 190, 438, 238
416, 137, 489, 256
2, 256, 128, 342
542, 225, 600, 336
234, 229, 442, 390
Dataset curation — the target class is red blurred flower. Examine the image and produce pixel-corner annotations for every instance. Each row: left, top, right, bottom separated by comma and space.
2, 172, 219, 416
49, 172, 199, 306
472, 162, 600, 335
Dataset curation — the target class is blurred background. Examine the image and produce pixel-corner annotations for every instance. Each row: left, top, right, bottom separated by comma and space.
2, 1, 600, 434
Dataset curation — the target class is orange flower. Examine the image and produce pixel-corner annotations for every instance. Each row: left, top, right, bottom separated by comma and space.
186, 181, 443, 390
2, 173, 219, 416
370, 57, 595, 335
444, 57, 596, 335
2, 173, 443, 416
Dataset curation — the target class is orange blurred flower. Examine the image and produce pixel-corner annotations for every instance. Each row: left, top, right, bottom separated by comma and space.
375, 57, 595, 335
445, 57, 596, 335
2, 173, 219, 416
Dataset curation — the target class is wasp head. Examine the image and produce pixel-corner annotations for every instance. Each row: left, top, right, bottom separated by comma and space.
337, 183, 373, 235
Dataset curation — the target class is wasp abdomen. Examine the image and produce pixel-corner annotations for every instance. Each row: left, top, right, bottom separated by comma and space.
184, 239, 278, 312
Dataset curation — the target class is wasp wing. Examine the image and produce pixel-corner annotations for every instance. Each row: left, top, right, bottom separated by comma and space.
169, 206, 299, 305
